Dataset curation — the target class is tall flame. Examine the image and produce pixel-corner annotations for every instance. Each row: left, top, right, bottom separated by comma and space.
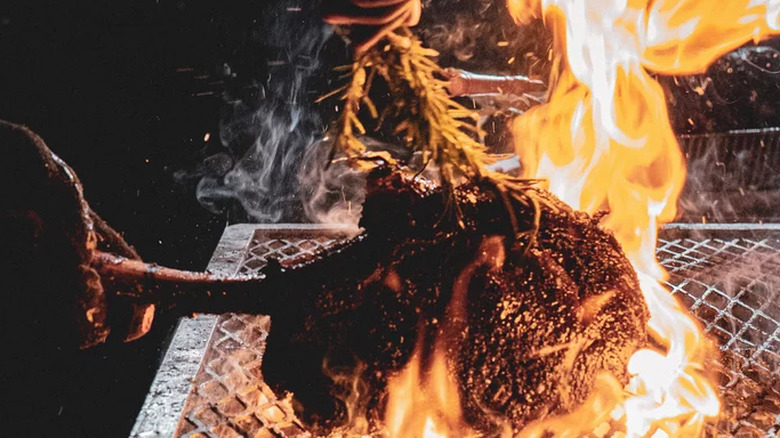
506, 0, 780, 435
333, 2, 780, 436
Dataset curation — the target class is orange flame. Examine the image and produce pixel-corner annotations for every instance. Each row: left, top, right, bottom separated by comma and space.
505, 0, 780, 435
335, 2, 780, 436
383, 343, 467, 438
383, 236, 506, 438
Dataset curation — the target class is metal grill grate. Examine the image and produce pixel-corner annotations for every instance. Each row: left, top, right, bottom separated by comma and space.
659, 231, 780, 368
659, 226, 780, 436
237, 233, 346, 276
162, 224, 780, 438
174, 226, 356, 438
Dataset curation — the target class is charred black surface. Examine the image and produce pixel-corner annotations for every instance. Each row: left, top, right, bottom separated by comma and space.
258, 169, 649, 433
459, 188, 648, 431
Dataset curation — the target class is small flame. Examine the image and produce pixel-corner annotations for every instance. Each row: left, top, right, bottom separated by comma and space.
505, 0, 780, 435
384, 345, 466, 438
383, 236, 506, 438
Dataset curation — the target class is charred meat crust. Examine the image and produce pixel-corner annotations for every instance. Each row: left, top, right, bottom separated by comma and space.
261, 172, 649, 432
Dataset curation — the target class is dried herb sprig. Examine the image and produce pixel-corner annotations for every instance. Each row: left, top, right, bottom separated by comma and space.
323, 27, 549, 238
324, 28, 492, 185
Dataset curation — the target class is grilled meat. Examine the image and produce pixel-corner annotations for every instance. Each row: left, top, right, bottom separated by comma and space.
256, 166, 649, 432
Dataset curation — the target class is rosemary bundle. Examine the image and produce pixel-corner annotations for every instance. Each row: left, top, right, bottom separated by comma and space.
322, 26, 548, 237
323, 28, 492, 185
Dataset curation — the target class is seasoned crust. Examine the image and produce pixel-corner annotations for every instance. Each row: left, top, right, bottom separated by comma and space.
459, 187, 647, 431
263, 171, 648, 433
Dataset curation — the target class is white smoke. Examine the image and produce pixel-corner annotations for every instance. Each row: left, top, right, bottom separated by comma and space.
192, 2, 357, 225
297, 139, 366, 227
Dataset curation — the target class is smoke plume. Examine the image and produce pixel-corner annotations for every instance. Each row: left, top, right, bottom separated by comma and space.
189, 1, 367, 226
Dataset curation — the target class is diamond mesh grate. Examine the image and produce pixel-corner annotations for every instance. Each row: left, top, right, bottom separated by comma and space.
236, 233, 346, 276
174, 227, 355, 438
658, 229, 780, 436
174, 225, 780, 437
659, 233, 780, 368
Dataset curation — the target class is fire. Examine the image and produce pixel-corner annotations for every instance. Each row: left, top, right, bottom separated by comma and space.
505, 0, 780, 436
383, 236, 507, 438
329, 2, 780, 436
383, 344, 466, 438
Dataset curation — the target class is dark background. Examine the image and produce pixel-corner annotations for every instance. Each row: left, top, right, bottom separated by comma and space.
2, 1, 780, 436
0, 1, 291, 436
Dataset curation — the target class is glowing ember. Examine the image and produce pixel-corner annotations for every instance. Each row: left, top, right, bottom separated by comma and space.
504, 0, 780, 435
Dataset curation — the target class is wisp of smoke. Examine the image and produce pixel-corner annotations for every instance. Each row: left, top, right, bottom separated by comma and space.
189, 0, 553, 228
194, 2, 356, 225
298, 138, 367, 227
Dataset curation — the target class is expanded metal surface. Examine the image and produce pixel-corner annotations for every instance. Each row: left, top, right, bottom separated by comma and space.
659, 227, 780, 436
173, 226, 356, 438
659, 229, 780, 368
164, 225, 780, 437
